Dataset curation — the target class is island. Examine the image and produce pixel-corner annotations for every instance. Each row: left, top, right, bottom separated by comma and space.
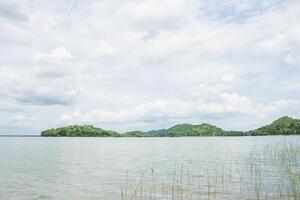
41, 116, 300, 137
41, 125, 120, 137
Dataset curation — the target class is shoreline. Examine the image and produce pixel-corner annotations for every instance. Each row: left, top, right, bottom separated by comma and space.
1, 135, 299, 138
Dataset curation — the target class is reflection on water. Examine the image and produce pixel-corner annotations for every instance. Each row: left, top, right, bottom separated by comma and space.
0, 136, 299, 199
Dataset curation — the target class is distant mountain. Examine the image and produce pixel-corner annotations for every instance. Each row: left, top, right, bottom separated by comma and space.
41, 125, 119, 137
159, 123, 245, 137
249, 116, 300, 136
159, 123, 222, 136
40, 116, 300, 137
146, 129, 167, 135
122, 131, 153, 137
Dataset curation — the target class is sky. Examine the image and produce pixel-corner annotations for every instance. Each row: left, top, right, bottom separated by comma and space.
1, 0, 300, 134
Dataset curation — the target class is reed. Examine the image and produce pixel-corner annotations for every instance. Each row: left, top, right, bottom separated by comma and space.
120, 142, 300, 200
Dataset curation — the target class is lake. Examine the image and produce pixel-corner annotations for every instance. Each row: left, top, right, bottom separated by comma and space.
0, 136, 299, 200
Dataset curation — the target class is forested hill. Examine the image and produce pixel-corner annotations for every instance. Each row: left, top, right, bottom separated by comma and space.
248, 116, 300, 136
41, 125, 119, 137
157, 123, 243, 137
41, 116, 300, 137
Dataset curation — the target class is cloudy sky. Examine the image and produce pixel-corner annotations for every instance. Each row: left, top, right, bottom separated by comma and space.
1, 0, 300, 134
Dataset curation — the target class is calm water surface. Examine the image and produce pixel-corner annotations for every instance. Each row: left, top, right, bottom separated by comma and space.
0, 136, 299, 200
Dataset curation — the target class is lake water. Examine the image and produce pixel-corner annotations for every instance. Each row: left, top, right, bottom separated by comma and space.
0, 136, 299, 200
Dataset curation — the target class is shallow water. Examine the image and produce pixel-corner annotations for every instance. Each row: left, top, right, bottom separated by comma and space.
0, 136, 299, 200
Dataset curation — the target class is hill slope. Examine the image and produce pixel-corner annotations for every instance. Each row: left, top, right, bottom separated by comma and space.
41, 125, 120, 137
159, 123, 243, 136
122, 131, 154, 137
40, 116, 300, 137
249, 116, 300, 136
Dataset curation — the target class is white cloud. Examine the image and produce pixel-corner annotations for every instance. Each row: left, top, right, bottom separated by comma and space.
1, 0, 300, 133
221, 73, 237, 83
35, 47, 72, 62
34, 47, 74, 77
0, 65, 77, 106
59, 93, 300, 131
285, 53, 300, 65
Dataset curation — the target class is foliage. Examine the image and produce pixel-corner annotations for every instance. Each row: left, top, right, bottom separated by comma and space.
122, 131, 154, 137
158, 123, 246, 137
146, 129, 167, 135
159, 123, 224, 137
41, 125, 120, 137
41, 116, 300, 137
249, 116, 300, 136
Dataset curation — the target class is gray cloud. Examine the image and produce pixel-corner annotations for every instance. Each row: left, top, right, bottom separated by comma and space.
0, 66, 76, 107
0, 0, 300, 134
0, 2, 28, 22
15, 91, 74, 106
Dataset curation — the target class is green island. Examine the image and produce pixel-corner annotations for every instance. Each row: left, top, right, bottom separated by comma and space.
41, 116, 300, 137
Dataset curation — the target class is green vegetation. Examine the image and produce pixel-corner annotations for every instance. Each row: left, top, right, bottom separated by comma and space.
146, 129, 166, 135
120, 142, 300, 200
160, 123, 225, 136
160, 123, 245, 137
41, 116, 300, 137
121, 131, 154, 137
249, 116, 300, 136
41, 125, 119, 137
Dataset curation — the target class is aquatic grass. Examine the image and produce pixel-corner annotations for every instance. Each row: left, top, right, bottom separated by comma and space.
120, 142, 300, 200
